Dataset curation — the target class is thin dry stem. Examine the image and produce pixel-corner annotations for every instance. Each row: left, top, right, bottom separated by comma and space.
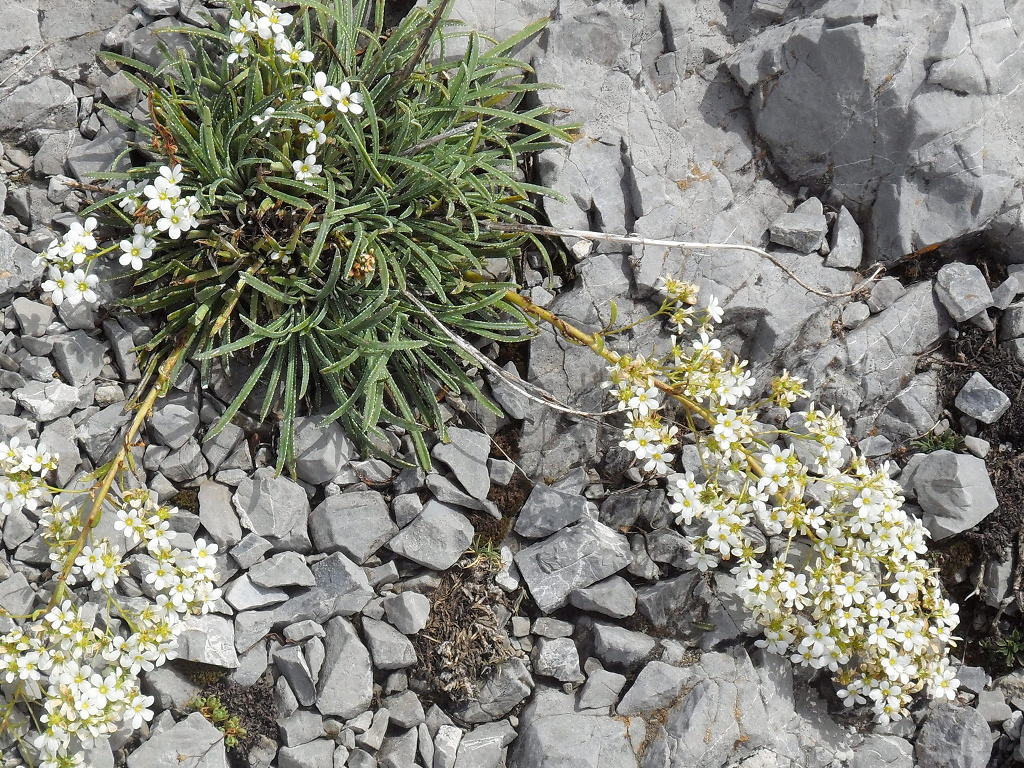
482, 221, 884, 299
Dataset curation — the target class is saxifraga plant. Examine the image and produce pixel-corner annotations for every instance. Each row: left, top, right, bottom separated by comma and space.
88, 0, 567, 469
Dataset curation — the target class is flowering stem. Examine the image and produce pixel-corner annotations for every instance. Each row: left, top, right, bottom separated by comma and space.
49, 266, 254, 609
50, 343, 188, 605
490, 280, 768, 481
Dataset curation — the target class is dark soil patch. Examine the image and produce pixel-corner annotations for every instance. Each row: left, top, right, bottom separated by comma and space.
175, 661, 277, 765
931, 323, 1024, 563
886, 233, 1007, 286
480, 421, 532, 540
923, 303, 1024, 673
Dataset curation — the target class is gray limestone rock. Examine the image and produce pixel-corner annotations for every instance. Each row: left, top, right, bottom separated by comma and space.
726, 8, 1024, 265
515, 518, 631, 613
127, 712, 227, 768
454, 721, 517, 768
911, 450, 998, 540
162, 438, 209, 483
76, 404, 132, 463
50, 331, 105, 387
362, 617, 417, 670
150, 390, 200, 449
279, 708, 323, 747
309, 491, 397, 564
279, 739, 335, 768
434, 725, 463, 768
385, 690, 425, 729
202, 423, 246, 472
589, 622, 656, 672
11, 297, 52, 336
231, 533, 273, 569
143, 665, 202, 711
387, 499, 473, 570
509, 687, 636, 768
866, 276, 908, 314
915, 702, 994, 768
274, 645, 318, 708
640, 647, 855, 767
223, 574, 288, 612
0, 228, 42, 299
976, 690, 1012, 724
232, 467, 311, 553
955, 372, 1011, 424
457, 657, 534, 724
841, 301, 870, 329
935, 263, 994, 323
532, 637, 584, 683
317, 617, 373, 719
13, 380, 78, 421
382, 591, 431, 635
849, 735, 914, 768
250, 551, 314, 589
577, 668, 627, 711
432, 427, 491, 500
616, 660, 692, 716
0, 77, 77, 135
291, 415, 353, 484
514, 484, 586, 539
769, 198, 827, 253
198, 479, 242, 549
825, 207, 863, 269
0, 0, 40, 60
379, 728, 418, 768
102, 319, 142, 382
65, 128, 128, 181
176, 614, 238, 668
636, 573, 703, 634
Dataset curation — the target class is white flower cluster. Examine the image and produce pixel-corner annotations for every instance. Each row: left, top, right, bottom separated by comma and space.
37, 164, 201, 310
225, 2, 364, 184
603, 277, 960, 722
36, 219, 102, 308
130, 163, 201, 241
1, 442, 221, 768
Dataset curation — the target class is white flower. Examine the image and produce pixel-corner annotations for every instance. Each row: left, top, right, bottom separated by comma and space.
227, 31, 250, 64
303, 71, 338, 107
66, 217, 98, 251
156, 203, 192, 240
41, 267, 71, 305
252, 106, 276, 127
335, 81, 364, 115
626, 386, 660, 416
125, 694, 155, 729
704, 295, 724, 324
292, 154, 322, 181
118, 235, 153, 270
63, 270, 99, 306
276, 35, 313, 66
143, 176, 180, 211
299, 120, 327, 154
255, 1, 293, 39
159, 164, 184, 186
229, 12, 257, 36
191, 539, 218, 571
118, 180, 143, 212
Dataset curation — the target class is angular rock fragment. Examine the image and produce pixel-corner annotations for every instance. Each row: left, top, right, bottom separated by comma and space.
515, 519, 631, 612
955, 372, 1010, 424
387, 499, 473, 570
935, 263, 994, 322
309, 490, 397, 564
910, 450, 998, 540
